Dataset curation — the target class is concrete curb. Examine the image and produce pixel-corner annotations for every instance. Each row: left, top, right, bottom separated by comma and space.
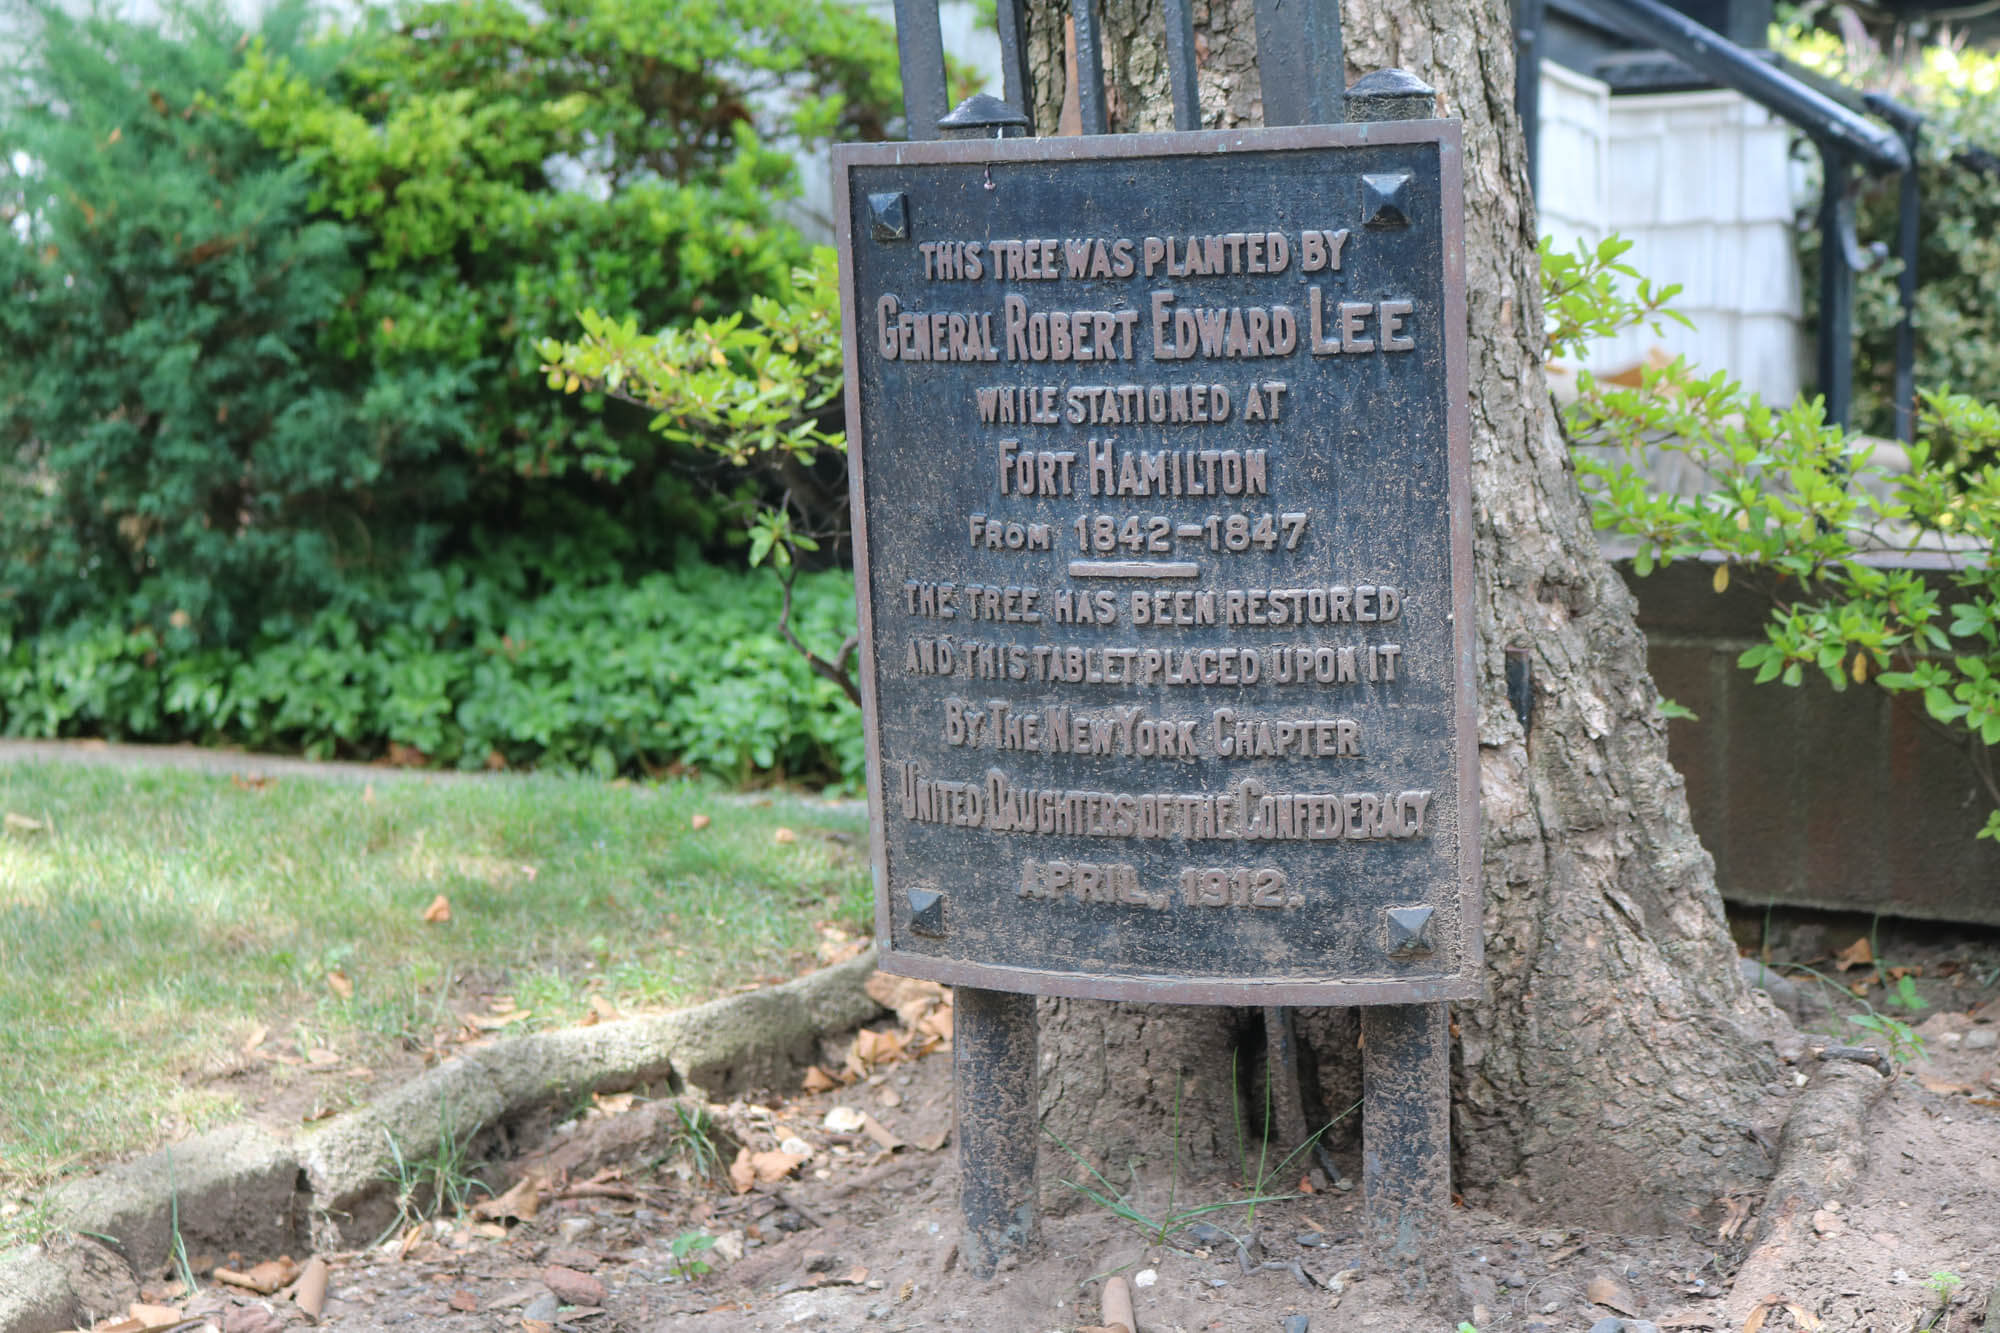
0, 950, 884, 1333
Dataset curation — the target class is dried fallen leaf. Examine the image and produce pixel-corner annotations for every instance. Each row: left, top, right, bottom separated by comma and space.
213, 1256, 299, 1294
1785, 1304, 1824, 1331
465, 1008, 532, 1030
471, 1171, 544, 1223
1717, 1194, 1755, 1241
802, 1065, 839, 1093
241, 1022, 268, 1054
1741, 1295, 1780, 1333
1586, 1275, 1640, 1317
690, 813, 711, 831
1919, 1078, 1973, 1096
421, 894, 451, 924
857, 1113, 904, 1152
728, 1148, 757, 1194
773, 826, 797, 844
748, 1148, 807, 1182
586, 994, 621, 1023
3, 812, 46, 834
294, 1255, 328, 1321
326, 970, 353, 1001
449, 1290, 479, 1312
1833, 937, 1873, 972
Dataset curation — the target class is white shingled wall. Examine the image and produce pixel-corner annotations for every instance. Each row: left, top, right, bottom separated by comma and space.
1538, 68, 1806, 404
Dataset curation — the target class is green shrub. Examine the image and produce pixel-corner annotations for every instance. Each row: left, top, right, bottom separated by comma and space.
1549, 234, 2000, 838
0, 554, 864, 787
223, 0, 900, 544
0, 0, 407, 645
3, 0, 902, 658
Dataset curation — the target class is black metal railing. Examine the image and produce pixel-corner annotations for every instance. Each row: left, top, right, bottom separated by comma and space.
1516, 0, 1920, 436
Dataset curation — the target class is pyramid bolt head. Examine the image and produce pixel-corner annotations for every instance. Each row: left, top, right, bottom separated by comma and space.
1361, 172, 1413, 230
907, 887, 946, 937
869, 190, 909, 242
1385, 904, 1435, 958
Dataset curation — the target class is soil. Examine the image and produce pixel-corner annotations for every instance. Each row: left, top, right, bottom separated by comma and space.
53, 911, 2000, 1333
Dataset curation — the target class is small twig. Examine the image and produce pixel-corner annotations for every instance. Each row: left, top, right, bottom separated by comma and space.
772, 1188, 827, 1229
776, 558, 862, 706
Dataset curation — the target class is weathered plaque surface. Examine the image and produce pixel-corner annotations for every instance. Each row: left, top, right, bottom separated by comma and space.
835, 123, 1475, 1004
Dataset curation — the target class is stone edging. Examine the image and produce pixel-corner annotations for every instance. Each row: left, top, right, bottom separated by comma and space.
0, 950, 884, 1333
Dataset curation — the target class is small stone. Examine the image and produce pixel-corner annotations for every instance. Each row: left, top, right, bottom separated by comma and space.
541, 1265, 607, 1308
1133, 1269, 1158, 1288
1296, 1233, 1325, 1248
556, 1216, 596, 1244
1626, 1323, 1663, 1333
1284, 1316, 1310, 1333
1504, 1271, 1528, 1288
803, 1249, 838, 1273
544, 1246, 600, 1271
1964, 1028, 1997, 1050
712, 1231, 746, 1264
1331, 1176, 1354, 1193
220, 1305, 285, 1333
1184, 1222, 1233, 1247
824, 1106, 867, 1132
522, 1293, 561, 1322
1541, 1302, 1561, 1314
1589, 1319, 1626, 1333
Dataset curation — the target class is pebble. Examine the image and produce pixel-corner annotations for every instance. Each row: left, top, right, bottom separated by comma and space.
522, 1293, 560, 1322
1965, 1028, 1997, 1050
220, 1306, 285, 1333
1283, 1317, 1310, 1333
1295, 1233, 1324, 1248
1504, 1271, 1528, 1288
1134, 1269, 1159, 1288
1590, 1318, 1626, 1333
1627, 1323, 1663, 1333
541, 1265, 607, 1308
556, 1216, 596, 1243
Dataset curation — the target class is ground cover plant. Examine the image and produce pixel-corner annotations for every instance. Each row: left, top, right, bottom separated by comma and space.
0, 761, 869, 1204
0, 552, 864, 787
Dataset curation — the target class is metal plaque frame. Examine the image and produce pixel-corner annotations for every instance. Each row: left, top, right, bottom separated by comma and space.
836, 121, 1476, 1006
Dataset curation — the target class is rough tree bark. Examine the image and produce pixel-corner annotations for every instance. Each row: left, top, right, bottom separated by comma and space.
1021, 0, 1787, 1231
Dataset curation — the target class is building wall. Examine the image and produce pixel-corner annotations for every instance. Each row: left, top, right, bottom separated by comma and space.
1539, 68, 1806, 405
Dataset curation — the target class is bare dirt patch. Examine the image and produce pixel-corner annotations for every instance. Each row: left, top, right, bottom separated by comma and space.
44, 914, 2000, 1333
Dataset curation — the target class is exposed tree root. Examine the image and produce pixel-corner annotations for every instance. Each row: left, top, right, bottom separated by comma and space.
1726, 1056, 1891, 1326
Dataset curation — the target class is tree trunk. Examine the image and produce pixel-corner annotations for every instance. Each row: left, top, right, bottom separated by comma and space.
1022, 0, 1786, 1231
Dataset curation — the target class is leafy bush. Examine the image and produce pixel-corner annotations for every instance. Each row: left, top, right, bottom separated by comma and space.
1549, 235, 2000, 838
223, 0, 899, 540
0, 553, 864, 787
3, 0, 902, 656
0, 0, 401, 645
1783, 30, 2000, 439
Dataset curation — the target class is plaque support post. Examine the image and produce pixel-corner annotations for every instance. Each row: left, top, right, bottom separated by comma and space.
1360, 1002, 1451, 1276
1341, 67, 1453, 1283
954, 985, 1039, 1277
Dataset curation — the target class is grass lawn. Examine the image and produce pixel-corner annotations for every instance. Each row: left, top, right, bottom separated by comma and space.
0, 760, 870, 1203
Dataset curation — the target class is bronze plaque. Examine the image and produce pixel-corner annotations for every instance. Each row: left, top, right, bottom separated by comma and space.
835, 123, 1476, 1004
